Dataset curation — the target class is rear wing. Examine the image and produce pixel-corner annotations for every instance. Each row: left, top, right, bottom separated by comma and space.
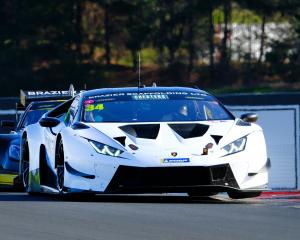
15, 85, 84, 121
20, 89, 82, 107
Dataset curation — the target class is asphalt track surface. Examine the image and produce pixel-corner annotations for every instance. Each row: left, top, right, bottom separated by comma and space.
0, 192, 299, 240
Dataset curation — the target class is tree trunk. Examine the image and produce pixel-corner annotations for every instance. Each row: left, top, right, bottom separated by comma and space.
168, 45, 175, 65
245, 24, 253, 87
221, 0, 231, 67
187, 17, 195, 81
157, 45, 164, 67
131, 49, 138, 72
167, 1, 176, 65
208, 2, 215, 83
74, 0, 82, 62
258, 14, 266, 64
217, 0, 231, 85
104, 3, 111, 65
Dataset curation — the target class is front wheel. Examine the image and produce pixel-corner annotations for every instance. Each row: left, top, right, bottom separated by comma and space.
20, 139, 30, 192
56, 139, 65, 194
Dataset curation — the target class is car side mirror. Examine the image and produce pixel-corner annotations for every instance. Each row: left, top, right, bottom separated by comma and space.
240, 113, 258, 123
0, 120, 16, 128
39, 117, 61, 128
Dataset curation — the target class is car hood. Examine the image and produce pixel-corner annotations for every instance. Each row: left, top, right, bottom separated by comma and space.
85, 120, 260, 153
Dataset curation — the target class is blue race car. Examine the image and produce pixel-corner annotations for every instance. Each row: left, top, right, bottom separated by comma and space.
0, 90, 73, 186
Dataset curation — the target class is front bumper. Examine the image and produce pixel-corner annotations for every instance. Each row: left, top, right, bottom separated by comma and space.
105, 164, 240, 193
0, 172, 18, 186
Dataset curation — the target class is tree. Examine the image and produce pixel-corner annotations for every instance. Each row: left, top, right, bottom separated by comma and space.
122, 0, 155, 70
240, 0, 278, 64
154, 0, 188, 65
220, 0, 232, 68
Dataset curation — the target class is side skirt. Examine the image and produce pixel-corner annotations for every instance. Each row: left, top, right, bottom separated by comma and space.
40, 185, 59, 194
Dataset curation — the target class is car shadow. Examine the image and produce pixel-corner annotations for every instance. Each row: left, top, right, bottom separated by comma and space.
62, 194, 254, 204
0, 190, 260, 204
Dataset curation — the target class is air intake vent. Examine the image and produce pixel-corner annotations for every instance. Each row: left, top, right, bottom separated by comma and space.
210, 166, 227, 180
168, 124, 209, 139
120, 124, 160, 139
114, 136, 126, 146
211, 135, 223, 144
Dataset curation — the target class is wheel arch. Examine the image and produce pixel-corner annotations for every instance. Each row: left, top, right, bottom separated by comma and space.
39, 143, 57, 189
21, 131, 27, 141
55, 133, 63, 168
19, 132, 28, 175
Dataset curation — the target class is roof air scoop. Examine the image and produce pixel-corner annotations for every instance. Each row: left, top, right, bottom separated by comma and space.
120, 124, 160, 139
168, 124, 209, 139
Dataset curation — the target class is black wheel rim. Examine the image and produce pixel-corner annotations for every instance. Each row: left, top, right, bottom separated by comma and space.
57, 143, 64, 191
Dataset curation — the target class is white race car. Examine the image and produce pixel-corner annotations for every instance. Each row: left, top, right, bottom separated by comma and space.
20, 87, 269, 198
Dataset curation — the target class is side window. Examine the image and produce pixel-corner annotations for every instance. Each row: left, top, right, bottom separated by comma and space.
202, 101, 232, 120
66, 96, 80, 124
64, 96, 79, 125
203, 104, 214, 120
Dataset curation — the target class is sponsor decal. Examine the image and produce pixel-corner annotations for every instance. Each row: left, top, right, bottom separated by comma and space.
20, 90, 84, 106
171, 152, 177, 157
86, 92, 209, 101
132, 94, 169, 101
84, 99, 94, 105
27, 91, 69, 96
26, 90, 84, 96
85, 103, 104, 111
205, 143, 214, 149
161, 158, 190, 163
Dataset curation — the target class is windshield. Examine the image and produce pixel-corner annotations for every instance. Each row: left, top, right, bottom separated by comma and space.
21, 109, 50, 128
20, 101, 64, 128
82, 92, 234, 123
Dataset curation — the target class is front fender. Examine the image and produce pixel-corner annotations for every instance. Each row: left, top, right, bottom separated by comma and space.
60, 128, 96, 176
24, 123, 45, 171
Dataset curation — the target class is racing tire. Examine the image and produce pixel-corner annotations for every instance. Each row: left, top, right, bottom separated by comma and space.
56, 139, 65, 195
20, 139, 30, 192
227, 191, 261, 199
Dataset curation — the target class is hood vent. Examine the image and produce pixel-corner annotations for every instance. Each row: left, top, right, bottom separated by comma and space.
168, 124, 209, 139
114, 136, 126, 146
120, 124, 160, 139
211, 135, 223, 144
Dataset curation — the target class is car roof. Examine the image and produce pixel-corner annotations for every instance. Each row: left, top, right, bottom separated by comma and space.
81, 87, 209, 98
28, 100, 66, 110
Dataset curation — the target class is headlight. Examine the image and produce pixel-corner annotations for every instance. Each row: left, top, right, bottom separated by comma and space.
221, 136, 247, 156
89, 140, 123, 157
9, 145, 20, 160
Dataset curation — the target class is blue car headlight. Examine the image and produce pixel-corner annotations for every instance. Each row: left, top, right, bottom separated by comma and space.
221, 136, 247, 156
9, 145, 20, 160
89, 140, 123, 157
